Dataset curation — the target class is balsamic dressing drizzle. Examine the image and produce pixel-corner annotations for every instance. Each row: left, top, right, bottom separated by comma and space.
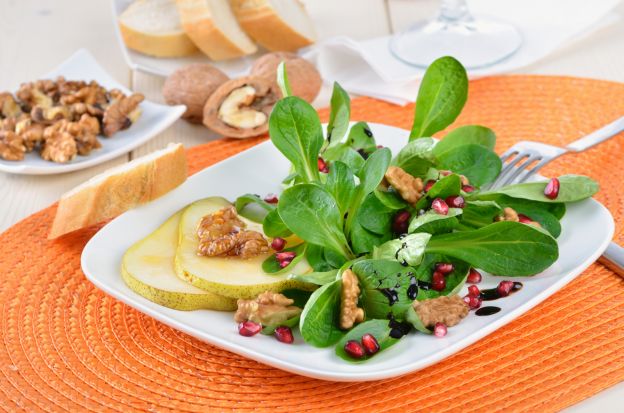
476, 306, 501, 316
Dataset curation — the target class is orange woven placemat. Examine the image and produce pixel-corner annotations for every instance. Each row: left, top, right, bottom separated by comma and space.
1, 76, 624, 412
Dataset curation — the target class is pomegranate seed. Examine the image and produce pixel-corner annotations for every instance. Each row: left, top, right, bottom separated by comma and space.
271, 237, 286, 251
517, 214, 533, 224
344, 340, 365, 359
467, 268, 482, 284
376, 145, 384, 149
275, 251, 296, 262
462, 185, 475, 193
434, 322, 447, 337
424, 180, 436, 192
432, 271, 446, 291
318, 157, 329, 173
468, 285, 480, 297
544, 177, 560, 199
279, 259, 293, 268
361, 333, 380, 355
497, 280, 515, 297
392, 210, 411, 234
445, 195, 465, 208
274, 326, 294, 344
431, 198, 449, 215
463, 294, 482, 310
439, 170, 451, 177
238, 321, 262, 337
435, 262, 454, 275
264, 194, 278, 204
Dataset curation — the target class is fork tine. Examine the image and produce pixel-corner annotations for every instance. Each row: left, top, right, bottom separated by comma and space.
496, 154, 542, 188
499, 148, 519, 163
490, 151, 530, 189
514, 158, 550, 184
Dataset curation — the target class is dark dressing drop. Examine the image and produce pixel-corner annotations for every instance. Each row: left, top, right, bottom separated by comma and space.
475, 306, 501, 316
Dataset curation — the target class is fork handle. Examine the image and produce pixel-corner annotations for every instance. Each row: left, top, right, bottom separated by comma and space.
566, 116, 624, 152
598, 242, 624, 278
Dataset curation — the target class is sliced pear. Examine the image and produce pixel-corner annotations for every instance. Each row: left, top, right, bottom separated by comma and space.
122, 210, 237, 311
175, 197, 313, 299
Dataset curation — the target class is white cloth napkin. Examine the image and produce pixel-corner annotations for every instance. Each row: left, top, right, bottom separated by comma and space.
302, 0, 621, 105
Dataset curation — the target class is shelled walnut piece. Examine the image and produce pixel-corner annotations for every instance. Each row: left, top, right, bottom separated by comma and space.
412, 295, 469, 328
340, 269, 365, 329
0, 76, 143, 163
495, 207, 520, 222
385, 166, 424, 204
234, 291, 302, 325
196, 206, 270, 259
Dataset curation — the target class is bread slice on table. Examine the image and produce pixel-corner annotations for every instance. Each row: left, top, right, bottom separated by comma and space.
230, 0, 316, 52
176, 0, 257, 60
119, 0, 198, 57
49, 143, 187, 239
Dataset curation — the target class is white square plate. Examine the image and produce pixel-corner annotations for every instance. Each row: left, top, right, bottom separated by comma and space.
0, 49, 185, 175
111, 0, 262, 78
81, 123, 614, 381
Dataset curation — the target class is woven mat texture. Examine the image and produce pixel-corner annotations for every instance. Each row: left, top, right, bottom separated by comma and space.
1, 76, 623, 412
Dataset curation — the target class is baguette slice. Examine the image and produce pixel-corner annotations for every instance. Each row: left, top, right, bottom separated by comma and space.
176, 0, 257, 61
119, 0, 198, 57
49, 143, 187, 239
231, 0, 316, 52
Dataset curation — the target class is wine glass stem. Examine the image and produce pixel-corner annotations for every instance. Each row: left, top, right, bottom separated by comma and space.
439, 0, 473, 23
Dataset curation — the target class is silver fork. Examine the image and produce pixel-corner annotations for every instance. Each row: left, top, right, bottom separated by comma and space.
487, 115, 624, 277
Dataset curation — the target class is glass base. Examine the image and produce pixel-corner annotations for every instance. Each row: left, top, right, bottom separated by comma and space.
390, 18, 523, 69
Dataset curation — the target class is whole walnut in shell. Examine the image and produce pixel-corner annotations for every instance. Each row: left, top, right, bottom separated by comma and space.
203, 76, 280, 139
163, 64, 229, 123
250, 52, 322, 103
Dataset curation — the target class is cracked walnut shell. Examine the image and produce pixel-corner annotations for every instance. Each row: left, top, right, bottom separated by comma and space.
340, 269, 365, 330
385, 166, 424, 204
412, 295, 469, 328
234, 291, 302, 326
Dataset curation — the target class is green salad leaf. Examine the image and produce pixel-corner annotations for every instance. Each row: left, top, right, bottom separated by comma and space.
426, 221, 559, 276
276, 61, 293, 97
373, 233, 431, 266
346, 121, 377, 156
289, 269, 339, 285
413, 253, 469, 299
269, 96, 323, 183
335, 320, 400, 361
405, 306, 432, 334
325, 161, 356, 215
479, 175, 599, 203
410, 56, 468, 140
299, 279, 343, 347
278, 184, 352, 260
408, 208, 462, 234
436, 144, 502, 186
433, 125, 496, 158
263, 208, 292, 238
326, 82, 351, 148
262, 243, 307, 274
394, 137, 436, 177
235, 193, 274, 222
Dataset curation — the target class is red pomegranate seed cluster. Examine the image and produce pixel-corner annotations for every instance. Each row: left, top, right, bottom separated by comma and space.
462, 184, 475, 193
424, 179, 436, 192
434, 322, 447, 337
271, 237, 286, 251
392, 210, 411, 234
344, 333, 381, 359
435, 262, 454, 274
463, 282, 482, 310
431, 198, 449, 215
274, 326, 294, 344
276, 251, 296, 268
497, 280, 515, 297
431, 262, 454, 291
445, 195, 465, 208
467, 268, 482, 284
238, 321, 262, 337
544, 177, 560, 199
264, 194, 279, 204
318, 157, 329, 173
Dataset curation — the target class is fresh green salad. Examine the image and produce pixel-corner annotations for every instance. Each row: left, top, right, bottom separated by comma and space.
231, 56, 598, 361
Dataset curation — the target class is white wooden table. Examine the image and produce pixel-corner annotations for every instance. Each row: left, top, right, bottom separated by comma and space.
0, 1, 622, 410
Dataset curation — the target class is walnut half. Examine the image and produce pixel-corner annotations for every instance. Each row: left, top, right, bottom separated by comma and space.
340, 269, 365, 330
234, 291, 302, 326
412, 295, 469, 328
385, 166, 424, 205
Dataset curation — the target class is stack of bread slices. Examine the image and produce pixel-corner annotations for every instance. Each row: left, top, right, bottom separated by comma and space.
118, 0, 316, 60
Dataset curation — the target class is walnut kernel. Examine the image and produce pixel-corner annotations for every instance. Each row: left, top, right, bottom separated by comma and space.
385, 166, 424, 204
234, 291, 302, 325
412, 295, 469, 328
340, 269, 365, 329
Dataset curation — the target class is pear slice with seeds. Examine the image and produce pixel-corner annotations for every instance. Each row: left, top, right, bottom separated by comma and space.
175, 197, 314, 299
122, 209, 237, 311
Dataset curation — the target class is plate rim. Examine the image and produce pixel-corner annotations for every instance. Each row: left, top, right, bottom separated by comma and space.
81, 123, 615, 381
0, 48, 186, 175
